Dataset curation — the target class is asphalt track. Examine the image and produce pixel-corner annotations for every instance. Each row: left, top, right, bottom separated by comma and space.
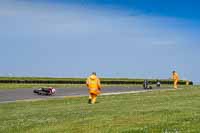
0, 87, 171, 103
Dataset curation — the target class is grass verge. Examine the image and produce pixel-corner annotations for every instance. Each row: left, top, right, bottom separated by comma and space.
0, 86, 200, 133
0, 83, 85, 90
0, 83, 174, 90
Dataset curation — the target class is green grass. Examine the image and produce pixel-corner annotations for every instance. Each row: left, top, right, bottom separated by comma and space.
0, 76, 192, 84
0, 83, 85, 90
0, 77, 86, 81
0, 76, 192, 91
0, 83, 144, 90
0, 76, 157, 81
0, 86, 200, 133
0, 83, 173, 90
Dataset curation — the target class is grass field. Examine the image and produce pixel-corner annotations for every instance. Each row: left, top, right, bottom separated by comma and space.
0, 86, 199, 133
0, 83, 85, 90
0, 76, 192, 90
0, 83, 172, 90
0, 77, 162, 81
0, 76, 192, 87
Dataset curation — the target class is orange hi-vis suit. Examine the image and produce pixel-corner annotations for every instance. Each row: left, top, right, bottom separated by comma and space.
172, 72, 179, 89
86, 74, 101, 104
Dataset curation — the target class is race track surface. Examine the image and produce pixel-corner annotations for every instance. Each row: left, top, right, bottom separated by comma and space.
0, 87, 171, 103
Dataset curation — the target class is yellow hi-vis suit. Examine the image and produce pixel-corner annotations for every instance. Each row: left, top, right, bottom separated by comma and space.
172, 72, 179, 89
86, 75, 101, 104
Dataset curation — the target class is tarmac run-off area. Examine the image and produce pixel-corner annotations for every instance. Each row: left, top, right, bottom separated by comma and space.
0, 86, 171, 103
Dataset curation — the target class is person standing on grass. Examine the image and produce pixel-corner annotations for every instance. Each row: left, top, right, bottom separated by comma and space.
172, 71, 179, 89
86, 72, 101, 104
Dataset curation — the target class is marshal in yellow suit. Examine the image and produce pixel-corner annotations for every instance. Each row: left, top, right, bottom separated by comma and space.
172, 71, 179, 89
86, 72, 101, 104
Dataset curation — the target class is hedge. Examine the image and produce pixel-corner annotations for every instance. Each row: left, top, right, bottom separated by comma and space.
0, 77, 193, 85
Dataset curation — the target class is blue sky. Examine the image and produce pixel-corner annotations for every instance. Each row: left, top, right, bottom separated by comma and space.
0, 0, 200, 82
